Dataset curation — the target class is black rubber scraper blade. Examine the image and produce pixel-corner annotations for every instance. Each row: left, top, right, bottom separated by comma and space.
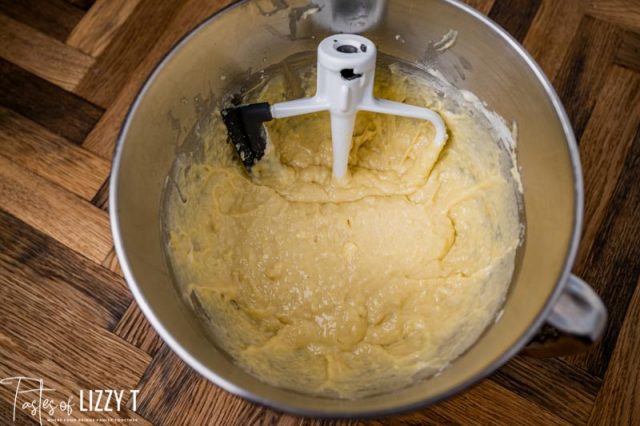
221, 102, 273, 170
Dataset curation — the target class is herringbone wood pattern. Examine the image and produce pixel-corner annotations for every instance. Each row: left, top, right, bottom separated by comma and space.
0, 0, 638, 424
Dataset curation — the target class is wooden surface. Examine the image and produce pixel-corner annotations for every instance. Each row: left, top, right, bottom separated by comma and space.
0, 0, 639, 424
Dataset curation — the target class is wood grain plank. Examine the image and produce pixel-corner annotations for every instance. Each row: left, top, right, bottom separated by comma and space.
523, 0, 586, 80
318, 420, 360, 426
73, 0, 185, 108
113, 301, 163, 356
568, 66, 640, 378
614, 30, 640, 72
0, 0, 84, 41
588, 278, 640, 425
588, 0, 640, 30
135, 346, 359, 426
553, 15, 621, 141
0, 156, 112, 263
63, 0, 95, 11
66, 0, 143, 57
575, 66, 640, 277
488, 0, 543, 43
92, 173, 110, 210
1, 398, 40, 426
370, 412, 453, 425
82, 0, 233, 158
281, 416, 354, 425
136, 345, 287, 426
0, 58, 104, 145
0, 210, 151, 425
0, 107, 110, 200
0, 210, 128, 330
0, 14, 95, 92
462, 0, 496, 15
490, 356, 601, 425
570, 123, 640, 378
102, 246, 123, 276
382, 379, 570, 425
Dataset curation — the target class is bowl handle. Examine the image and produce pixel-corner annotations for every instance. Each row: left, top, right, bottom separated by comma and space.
521, 274, 608, 357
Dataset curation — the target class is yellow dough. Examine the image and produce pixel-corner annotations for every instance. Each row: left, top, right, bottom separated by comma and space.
165, 63, 521, 398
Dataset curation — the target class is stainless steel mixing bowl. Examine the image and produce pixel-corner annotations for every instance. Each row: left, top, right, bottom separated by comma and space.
111, 0, 607, 417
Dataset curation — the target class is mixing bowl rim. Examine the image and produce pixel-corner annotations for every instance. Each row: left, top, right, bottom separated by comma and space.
110, 0, 584, 418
